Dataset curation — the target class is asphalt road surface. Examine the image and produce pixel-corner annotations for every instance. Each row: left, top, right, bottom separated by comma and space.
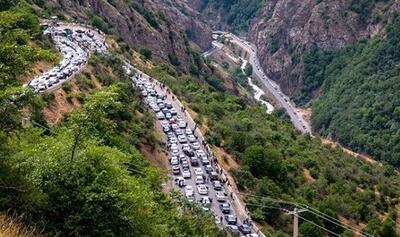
26, 22, 107, 93
123, 63, 261, 237
25, 21, 262, 236
211, 31, 311, 134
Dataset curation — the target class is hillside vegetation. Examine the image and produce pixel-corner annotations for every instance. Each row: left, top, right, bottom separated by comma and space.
202, 0, 262, 33
301, 17, 400, 167
147, 63, 400, 236
0, 2, 223, 236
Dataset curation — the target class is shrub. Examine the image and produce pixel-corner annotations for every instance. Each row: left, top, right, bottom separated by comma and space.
61, 82, 72, 93
66, 94, 73, 103
139, 47, 152, 60
41, 92, 55, 104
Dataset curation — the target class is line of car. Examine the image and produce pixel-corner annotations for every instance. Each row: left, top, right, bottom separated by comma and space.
27, 25, 107, 93
212, 31, 310, 134
127, 66, 258, 237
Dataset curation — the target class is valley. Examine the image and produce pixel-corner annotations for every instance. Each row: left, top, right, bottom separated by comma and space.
0, 0, 400, 237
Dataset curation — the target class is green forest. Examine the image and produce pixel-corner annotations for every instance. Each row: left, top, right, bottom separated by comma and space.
0, 3, 223, 236
203, 0, 262, 33
301, 17, 400, 167
2, 0, 400, 236
147, 63, 400, 236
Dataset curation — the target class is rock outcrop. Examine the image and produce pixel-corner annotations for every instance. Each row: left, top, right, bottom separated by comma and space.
50, 0, 212, 72
249, 0, 400, 96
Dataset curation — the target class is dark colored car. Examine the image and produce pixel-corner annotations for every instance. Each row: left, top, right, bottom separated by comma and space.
190, 157, 199, 166
219, 203, 231, 214
205, 165, 213, 174
183, 149, 195, 157
213, 181, 222, 191
209, 171, 219, 181
238, 224, 252, 235
224, 215, 237, 225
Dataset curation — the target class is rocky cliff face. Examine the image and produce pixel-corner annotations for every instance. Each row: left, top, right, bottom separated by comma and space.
49, 0, 212, 72
249, 0, 400, 97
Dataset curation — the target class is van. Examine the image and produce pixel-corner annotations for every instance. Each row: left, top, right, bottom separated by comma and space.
209, 171, 219, 181
190, 157, 199, 166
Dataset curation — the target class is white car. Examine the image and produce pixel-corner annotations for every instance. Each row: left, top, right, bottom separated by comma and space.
171, 147, 179, 156
178, 122, 186, 129
195, 175, 204, 184
215, 191, 226, 202
194, 168, 204, 176
185, 185, 194, 197
170, 156, 179, 165
246, 234, 259, 237
201, 157, 210, 165
170, 108, 177, 115
200, 196, 212, 211
172, 165, 180, 175
182, 169, 191, 179
169, 137, 178, 144
175, 128, 183, 135
185, 128, 192, 135
178, 135, 187, 143
171, 124, 178, 131
196, 149, 205, 157
156, 112, 165, 120
191, 142, 201, 150
187, 134, 197, 143
182, 144, 190, 151
152, 106, 160, 112
197, 184, 208, 195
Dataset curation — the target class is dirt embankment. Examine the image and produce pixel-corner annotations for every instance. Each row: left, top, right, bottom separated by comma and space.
321, 139, 377, 165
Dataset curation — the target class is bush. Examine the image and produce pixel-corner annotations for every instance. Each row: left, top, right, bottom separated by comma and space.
221, 62, 229, 69
76, 93, 85, 103
76, 75, 95, 91
61, 82, 72, 93
168, 53, 180, 66
41, 92, 55, 104
89, 14, 111, 34
244, 62, 253, 77
66, 94, 73, 103
139, 47, 152, 60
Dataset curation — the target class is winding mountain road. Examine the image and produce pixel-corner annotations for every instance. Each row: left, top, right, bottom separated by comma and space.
210, 31, 311, 134
26, 21, 107, 93
27, 21, 263, 236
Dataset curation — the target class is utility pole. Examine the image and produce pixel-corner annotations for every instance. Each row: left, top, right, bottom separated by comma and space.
287, 208, 307, 237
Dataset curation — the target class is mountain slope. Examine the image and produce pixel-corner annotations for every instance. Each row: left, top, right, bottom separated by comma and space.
310, 18, 400, 166
0, 3, 223, 236
34, 0, 212, 72
146, 63, 400, 237
249, 0, 400, 96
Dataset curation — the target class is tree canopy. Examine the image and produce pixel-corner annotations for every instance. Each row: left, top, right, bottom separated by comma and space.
301, 17, 400, 166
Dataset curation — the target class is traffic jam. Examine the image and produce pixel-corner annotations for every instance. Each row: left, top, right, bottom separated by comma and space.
124, 64, 259, 237
27, 24, 107, 93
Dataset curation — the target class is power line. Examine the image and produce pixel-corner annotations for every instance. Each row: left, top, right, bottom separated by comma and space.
297, 203, 373, 237
245, 201, 342, 237
240, 192, 370, 236
238, 192, 299, 206
238, 192, 373, 237
29, 119, 58, 135
246, 203, 288, 212
298, 215, 341, 237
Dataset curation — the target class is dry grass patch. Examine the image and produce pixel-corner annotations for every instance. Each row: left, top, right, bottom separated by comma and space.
0, 214, 40, 237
